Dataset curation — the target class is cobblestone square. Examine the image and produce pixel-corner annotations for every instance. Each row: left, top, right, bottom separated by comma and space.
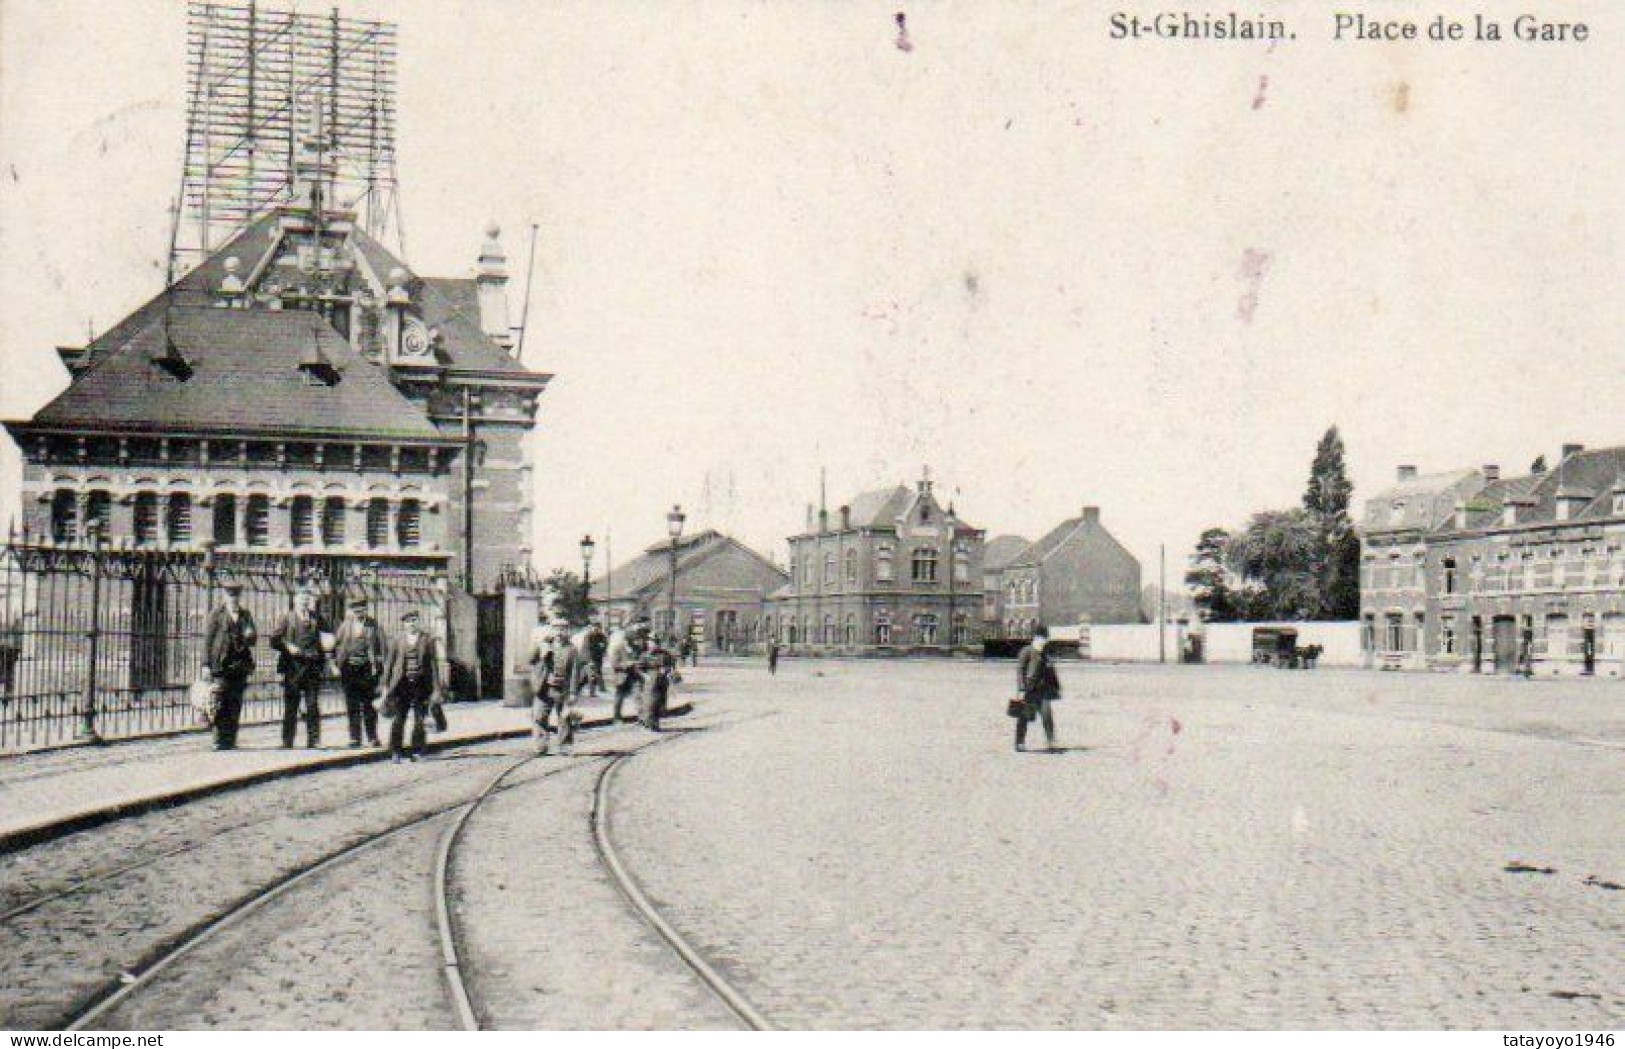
612, 661, 1623, 1029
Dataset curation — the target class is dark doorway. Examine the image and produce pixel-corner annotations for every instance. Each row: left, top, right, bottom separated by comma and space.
475, 594, 505, 699
1492, 616, 1518, 674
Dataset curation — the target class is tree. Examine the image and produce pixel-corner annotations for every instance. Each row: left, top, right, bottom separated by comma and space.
1185, 527, 1243, 622
542, 568, 591, 628
1530, 454, 1548, 474
1302, 425, 1362, 619
1225, 509, 1324, 621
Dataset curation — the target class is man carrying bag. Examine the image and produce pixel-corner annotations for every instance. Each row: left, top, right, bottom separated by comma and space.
1013, 624, 1061, 753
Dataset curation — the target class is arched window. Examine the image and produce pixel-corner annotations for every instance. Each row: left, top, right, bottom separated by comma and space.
874, 609, 892, 645
321, 497, 346, 547
915, 613, 939, 645
953, 543, 970, 583
397, 499, 422, 549
952, 612, 968, 645
911, 546, 938, 583
213, 494, 237, 547
289, 496, 315, 548
823, 614, 835, 644
132, 492, 159, 547
166, 492, 193, 545
84, 490, 111, 540
244, 495, 271, 548
876, 545, 895, 583
824, 552, 836, 585
50, 490, 78, 543
366, 498, 390, 549
844, 614, 856, 645
844, 548, 858, 585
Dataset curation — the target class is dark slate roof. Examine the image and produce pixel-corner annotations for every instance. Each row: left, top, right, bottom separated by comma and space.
1008, 517, 1087, 569
27, 307, 442, 440
1440, 446, 1625, 532
845, 486, 913, 528
76, 215, 283, 371
352, 231, 532, 376
983, 534, 1032, 573
590, 530, 786, 603
592, 530, 727, 602
1361, 469, 1482, 534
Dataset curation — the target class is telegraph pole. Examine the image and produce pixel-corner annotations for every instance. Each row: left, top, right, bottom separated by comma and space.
1158, 543, 1167, 664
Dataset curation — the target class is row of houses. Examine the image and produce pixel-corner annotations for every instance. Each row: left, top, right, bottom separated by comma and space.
1359, 444, 1625, 677
587, 472, 1143, 655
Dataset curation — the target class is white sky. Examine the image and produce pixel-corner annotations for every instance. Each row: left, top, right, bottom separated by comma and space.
2, 1, 1621, 581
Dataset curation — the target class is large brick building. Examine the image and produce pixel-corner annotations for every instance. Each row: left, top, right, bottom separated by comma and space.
590, 530, 787, 653
3, 130, 550, 689
768, 474, 985, 654
1360, 445, 1625, 676
996, 506, 1142, 636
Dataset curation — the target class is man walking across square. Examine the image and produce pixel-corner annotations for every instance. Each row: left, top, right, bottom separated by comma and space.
202, 581, 256, 751
270, 587, 330, 749
333, 596, 385, 748
380, 610, 440, 762
1015, 624, 1061, 752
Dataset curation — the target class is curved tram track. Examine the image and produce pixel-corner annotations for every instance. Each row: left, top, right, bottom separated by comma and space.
58, 712, 772, 1031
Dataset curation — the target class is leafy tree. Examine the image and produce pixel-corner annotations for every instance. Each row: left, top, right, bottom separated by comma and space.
1304, 426, 1354, 519
1225, 508, 1324, 621
1529, 454, 1548, 474
542, 568, 591, 628
1185, 527, 1243, 622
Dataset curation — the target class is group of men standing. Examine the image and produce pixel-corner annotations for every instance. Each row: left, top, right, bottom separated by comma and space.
528, 616, 678, 755
201, 584, 445, 762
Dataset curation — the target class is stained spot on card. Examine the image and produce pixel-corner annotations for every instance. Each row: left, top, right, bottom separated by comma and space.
1392, 81, 1411, 114
1252, 75, 1269, 110
1236, 248, 1271, 325
894, 11, 913, 52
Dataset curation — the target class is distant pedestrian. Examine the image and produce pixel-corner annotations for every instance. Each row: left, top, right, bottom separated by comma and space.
680, 634, 698, 668
585, 621, 608, 696
643, 637, 677, 731
380, 610, 440, 763
1014, 624, 1060, 752
532, 624, 582, 755
333, 597, 385, 748
270, 588, 331, 749
767, 638, 780, 675
202, 582, 256, 751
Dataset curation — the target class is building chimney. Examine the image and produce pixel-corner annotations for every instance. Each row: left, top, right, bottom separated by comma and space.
1483, 464, 1500, 482
1562, 443, 1585, 460
476, 221, 513, 350
1453, 500, 1468, 530
1080, 506, 1100, 524
805, 504, 815, 531
1396, 465, 1418, 482
840, 505, 851, 530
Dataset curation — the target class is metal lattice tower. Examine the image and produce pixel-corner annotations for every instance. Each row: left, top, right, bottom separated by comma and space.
173, 2, 401, 276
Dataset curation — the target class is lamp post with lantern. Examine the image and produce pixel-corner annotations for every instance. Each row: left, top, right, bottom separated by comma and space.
579, 533, 595, 626
666, 505, 685, 643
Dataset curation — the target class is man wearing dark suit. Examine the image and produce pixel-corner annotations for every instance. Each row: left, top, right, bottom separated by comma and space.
202, 581, 256, 750
1014, 624, 1061, 752
270, 588, 330, 749
333, 596, 385, 748
380, 610, 440, 762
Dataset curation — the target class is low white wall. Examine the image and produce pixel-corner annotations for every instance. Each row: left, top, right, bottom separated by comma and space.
1201, 621, 1364, 667
1072, 620, 1364, 667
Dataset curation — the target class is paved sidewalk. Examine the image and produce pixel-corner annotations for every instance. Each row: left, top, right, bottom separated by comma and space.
0, 688, 648, 850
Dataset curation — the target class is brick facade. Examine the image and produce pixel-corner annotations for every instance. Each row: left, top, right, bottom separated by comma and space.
768, 476, 986, 654
997, 507, 1142, 636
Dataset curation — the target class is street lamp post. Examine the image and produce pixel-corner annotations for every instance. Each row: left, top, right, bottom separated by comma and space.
580, 534, 595, 626
666, 505, 685, 643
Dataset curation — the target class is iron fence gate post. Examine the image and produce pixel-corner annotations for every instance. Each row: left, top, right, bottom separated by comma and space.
77, 533, 105, 742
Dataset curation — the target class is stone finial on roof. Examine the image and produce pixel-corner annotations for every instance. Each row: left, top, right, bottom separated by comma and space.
219, 256, 245, 301
386, 266, 412, 306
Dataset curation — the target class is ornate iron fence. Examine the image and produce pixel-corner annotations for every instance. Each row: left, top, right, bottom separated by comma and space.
0, 537, 447, 753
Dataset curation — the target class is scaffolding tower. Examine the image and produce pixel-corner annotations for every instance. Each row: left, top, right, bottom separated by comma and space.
173, 1, 401, 276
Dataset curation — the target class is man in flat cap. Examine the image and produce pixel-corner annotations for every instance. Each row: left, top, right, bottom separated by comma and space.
333, 596, 385, 748
202, 580, 256, 750
380, 609, 440, 762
